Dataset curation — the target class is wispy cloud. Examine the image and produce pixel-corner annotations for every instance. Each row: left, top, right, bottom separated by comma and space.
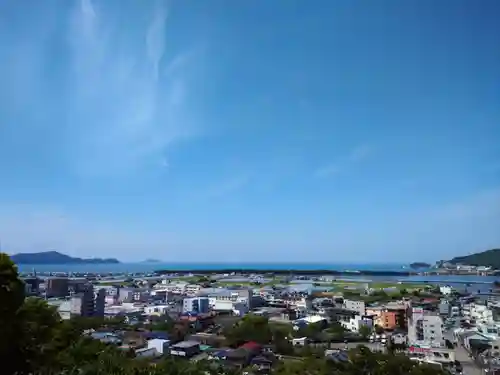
349, 145, 372, 162
204, 174, 252, 198
314, 164, 341, 178
0, 0, 204, 178
67, 0, 200, 176
314, 144, 371, 178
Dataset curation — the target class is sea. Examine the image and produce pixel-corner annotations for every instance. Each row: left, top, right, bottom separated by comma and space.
16, 262, 499, 292
17, 262, 413, 274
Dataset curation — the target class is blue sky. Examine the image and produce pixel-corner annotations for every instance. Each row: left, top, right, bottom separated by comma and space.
0, 0, 499, 263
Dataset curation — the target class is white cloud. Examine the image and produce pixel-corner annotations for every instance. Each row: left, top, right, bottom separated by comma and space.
66, 0, 199, 176
0, 0, 204, 178
146, 0, 168, 81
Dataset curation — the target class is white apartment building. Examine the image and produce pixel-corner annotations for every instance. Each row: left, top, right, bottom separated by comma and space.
185, 284, 202, 296
119, 288, 134, 303
463, 303, 494, 324
408, 307, 445, 347
198, 288, 253, 311
144, 305, 169, 316
154, 282, 188, 294
343, 299, 366, 315
340, 315, 373, 333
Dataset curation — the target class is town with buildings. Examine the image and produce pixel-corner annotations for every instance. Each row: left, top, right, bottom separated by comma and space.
20, 270, 500, 375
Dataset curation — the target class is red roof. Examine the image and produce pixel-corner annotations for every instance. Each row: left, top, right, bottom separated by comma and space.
240, 341, 261, 351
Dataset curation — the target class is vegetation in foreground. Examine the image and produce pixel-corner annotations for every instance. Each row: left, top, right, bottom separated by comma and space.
1, 253, 448, 375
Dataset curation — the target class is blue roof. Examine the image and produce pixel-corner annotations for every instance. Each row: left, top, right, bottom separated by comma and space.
213, 350, 229, 357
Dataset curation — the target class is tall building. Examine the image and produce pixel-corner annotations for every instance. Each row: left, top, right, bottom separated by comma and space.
119, 288, 134, 303
183, 297, 210, 314
94, 288, 105, 317
46, 277, 69, 298
23, 277, 40, 295
343, 299, 366, 315
70, 284, 105, 317
408, 307, 445, 347
70, 285, 95, 317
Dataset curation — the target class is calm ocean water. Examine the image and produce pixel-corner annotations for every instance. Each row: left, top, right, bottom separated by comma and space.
17, 262, 409, 274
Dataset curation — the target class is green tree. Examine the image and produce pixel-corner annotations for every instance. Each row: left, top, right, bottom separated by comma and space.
275, 345, 448, 375
272, 327, 295, 355
224, 314, 273, 346
0, 254, 26, 365
325, 321, 347, 338
16, 297, 62, 373
358, 324, 371, 339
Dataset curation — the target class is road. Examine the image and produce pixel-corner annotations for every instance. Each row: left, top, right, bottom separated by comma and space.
454, 343, 483, 375
444, 321, 483, 375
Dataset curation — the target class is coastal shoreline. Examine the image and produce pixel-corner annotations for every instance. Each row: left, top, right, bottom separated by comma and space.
154, 268, 499, 277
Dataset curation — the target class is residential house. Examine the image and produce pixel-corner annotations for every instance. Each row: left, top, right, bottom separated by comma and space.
170, 340, 201, 358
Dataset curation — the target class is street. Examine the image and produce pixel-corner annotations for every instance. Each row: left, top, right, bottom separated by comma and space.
454, 343, 483, 375
444, 322, 483, 375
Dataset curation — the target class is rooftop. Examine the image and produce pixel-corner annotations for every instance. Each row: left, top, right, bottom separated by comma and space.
171, 340, 200, 349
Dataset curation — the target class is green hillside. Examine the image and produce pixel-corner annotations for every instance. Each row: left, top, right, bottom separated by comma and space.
448, 248, 500, 269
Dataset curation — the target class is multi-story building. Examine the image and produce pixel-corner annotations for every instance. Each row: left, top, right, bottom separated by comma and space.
154, 282, 188, 294
185, 284, 202, 296
119, 288, 134, 302
340, 315, 373, 333
463, 303, 494, 324
46, 277, 69, 298
343, 299, 366, 315
133, 288, 150, 302
367, 303, 407, 330
69, 278, 89, 294
99, 285, 120, 297
70, 285, 95, 317
183, 297, 210, 314
94, 288, 105, 317
408, 307, 445, 347
70, 285, 105, 317
144, 304, 169, 316
23, 277, 40, 295
197, 287, 253, 311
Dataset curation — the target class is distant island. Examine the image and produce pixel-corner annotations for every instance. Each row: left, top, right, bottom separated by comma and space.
409, 262, 431, 269
446, 248, 500, 269
10, 251, 120, 265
